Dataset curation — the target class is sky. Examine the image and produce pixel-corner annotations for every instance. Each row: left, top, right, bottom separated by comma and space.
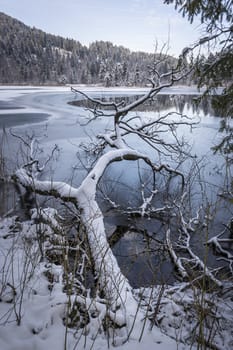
0, 0, 202, 57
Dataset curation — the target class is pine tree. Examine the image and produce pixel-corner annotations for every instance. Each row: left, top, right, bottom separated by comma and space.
164, 0, 233, 152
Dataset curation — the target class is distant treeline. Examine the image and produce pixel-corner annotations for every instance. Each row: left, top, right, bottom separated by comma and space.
0, 12, 188, 86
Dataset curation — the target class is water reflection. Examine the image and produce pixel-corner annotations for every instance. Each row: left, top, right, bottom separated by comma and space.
70, 94, 216, 116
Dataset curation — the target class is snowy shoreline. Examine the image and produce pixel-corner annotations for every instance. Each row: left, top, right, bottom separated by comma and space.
1, 215, 233, 350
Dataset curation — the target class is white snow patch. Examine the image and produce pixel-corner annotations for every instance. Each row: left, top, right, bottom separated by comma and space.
0, 215, 233, 349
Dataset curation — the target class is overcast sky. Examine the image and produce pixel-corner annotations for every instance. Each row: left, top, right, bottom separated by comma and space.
0, 0, 202, 57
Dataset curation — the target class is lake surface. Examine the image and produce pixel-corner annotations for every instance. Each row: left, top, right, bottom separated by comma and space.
0, 86, 232, 286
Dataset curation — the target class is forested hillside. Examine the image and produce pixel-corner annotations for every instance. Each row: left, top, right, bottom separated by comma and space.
0, 12, 178, 86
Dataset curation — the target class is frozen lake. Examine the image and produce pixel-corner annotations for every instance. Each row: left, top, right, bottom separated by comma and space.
0, 85, 228, 190
0, 85, 232, 286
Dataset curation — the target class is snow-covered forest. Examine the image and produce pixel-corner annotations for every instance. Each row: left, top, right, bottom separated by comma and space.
0, 12, 179, 86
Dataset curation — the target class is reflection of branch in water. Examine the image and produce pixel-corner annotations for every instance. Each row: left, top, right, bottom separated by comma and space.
69, 93, 215, 116
108, 223, 165, 254
108, 225, 129, 247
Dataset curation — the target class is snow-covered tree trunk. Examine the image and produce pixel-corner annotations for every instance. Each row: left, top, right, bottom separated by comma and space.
13, 57, 195, 341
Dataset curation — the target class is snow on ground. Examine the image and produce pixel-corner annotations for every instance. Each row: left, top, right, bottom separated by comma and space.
0, 215, 181, 350
0, 214, 233, 350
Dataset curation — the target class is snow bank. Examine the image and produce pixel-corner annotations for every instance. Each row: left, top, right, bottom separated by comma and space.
0, 215, 183, 350
1, 214, 233, 350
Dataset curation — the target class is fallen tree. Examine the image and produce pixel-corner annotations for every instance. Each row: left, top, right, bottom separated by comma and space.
9, 55, 233, 347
